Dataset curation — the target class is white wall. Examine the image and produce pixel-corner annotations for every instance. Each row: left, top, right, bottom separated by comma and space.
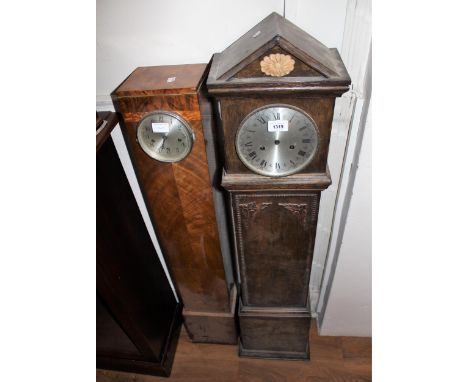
97, 0, 283, 96
317, 0, 372, 336
320, 100, 372, 336
96, 0, 347, 97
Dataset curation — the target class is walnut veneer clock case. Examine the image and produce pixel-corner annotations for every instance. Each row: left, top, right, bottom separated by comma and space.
112, 64, 237, 344
207, 13, 351, 359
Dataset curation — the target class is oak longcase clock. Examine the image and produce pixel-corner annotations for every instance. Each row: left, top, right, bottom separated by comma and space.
112, 64, 237, 344
207, 12, 351, 359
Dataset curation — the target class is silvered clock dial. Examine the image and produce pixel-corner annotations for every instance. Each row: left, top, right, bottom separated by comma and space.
235, 104, 319, 177
136, 111, 195, 163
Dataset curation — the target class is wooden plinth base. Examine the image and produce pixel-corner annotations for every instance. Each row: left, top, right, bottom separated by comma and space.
183, 284, 238, 344
238, 298, 311, 360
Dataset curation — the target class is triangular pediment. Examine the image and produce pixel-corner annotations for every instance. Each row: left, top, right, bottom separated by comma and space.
232, 45, 326, 79
207, 12, 350, 95
214, 12, 342, 81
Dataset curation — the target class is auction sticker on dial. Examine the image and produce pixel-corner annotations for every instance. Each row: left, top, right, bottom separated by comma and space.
267, 120, 288, 132
151, 122, 170, 133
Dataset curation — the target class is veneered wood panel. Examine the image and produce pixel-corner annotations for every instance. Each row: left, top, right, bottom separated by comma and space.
114, 64, 206, 97
115, 93, 231, 313
232, 192, 320, 307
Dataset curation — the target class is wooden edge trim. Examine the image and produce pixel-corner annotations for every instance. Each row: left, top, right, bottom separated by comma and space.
238, 295, 311, 316
96, 111, 119, 152
221, 169, 332, 191
208, 85, 350, 96
239, 341, 310, 360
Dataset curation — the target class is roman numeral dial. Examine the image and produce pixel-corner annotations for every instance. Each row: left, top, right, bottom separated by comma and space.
235, 105, 319, 177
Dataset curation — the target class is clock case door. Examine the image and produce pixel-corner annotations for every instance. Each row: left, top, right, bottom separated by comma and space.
207, 12, 350, 360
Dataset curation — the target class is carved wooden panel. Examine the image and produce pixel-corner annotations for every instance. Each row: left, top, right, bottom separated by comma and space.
232, 192, 320, 307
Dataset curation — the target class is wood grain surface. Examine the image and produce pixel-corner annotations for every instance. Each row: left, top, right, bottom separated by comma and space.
221, 170, 331, 191
113, 64, 207, 97
96, 322, 372, 382
238, 299, 311, 359
113, 66, 231, 314
232, 192, 319, 307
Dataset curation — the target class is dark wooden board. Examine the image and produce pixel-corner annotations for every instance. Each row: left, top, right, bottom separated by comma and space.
232, 192, 320, 307
238, 299, 311, 360
97, 113, 182, 376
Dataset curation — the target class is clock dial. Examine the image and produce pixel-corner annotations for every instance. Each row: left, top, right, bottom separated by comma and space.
235, 105, 319, 177
137, 111, 195, 163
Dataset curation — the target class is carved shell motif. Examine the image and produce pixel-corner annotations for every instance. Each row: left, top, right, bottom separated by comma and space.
260, 53, 295, 77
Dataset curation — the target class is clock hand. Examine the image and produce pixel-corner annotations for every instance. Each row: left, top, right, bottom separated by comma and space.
161, 135, 168, 150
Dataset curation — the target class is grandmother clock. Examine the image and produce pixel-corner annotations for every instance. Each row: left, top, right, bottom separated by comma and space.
112, 64, 237, 344
207, 12, 350, 359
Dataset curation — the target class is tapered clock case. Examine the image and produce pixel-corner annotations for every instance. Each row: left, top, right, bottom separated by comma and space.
207, 12, 351, 359
112, 64, 237, 344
